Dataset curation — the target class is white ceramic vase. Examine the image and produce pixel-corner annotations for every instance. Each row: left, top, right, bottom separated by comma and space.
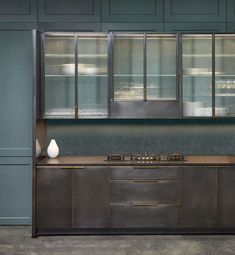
47, 139, 59, 158
36, 139, 42, 158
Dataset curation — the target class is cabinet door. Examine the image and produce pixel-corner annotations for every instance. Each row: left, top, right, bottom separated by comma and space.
36, 168, 72, 228
0, 0, 37, 22
0, 157, 32, 225
182, 34, 213, 118
73, 167, 109, 227
218, 167, 235, 226
0, 31, 32, 156
102, 0, 163, 23
215, 35, 235, 117
38, 0, 101, 22
227, 0, 235, 22
164, 0, 226, 23
181, 167, 217, 227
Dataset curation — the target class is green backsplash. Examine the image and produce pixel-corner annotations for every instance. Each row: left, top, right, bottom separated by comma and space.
46, 119, 235, 156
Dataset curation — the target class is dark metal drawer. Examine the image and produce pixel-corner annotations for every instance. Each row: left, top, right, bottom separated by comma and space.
110, 204, 180, 227
110, 166, 180, 180
110, 180, 181, 203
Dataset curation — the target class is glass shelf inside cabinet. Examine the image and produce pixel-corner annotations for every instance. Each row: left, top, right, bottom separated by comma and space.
182, 34, 213, 117
215, 34, 235, 117
146, 34, 177, 100
44, 33, 76, 118
113, 33, 144, 101
77, 33, 108, 118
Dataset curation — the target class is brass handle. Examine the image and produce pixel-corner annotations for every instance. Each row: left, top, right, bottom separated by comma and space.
133, 166, 159, 169
37, 166, 85, 169
132, 202, 158, 207
133, 179, 159, 183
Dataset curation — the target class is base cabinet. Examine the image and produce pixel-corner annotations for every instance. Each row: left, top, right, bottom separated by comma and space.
218, 167, 235, 226
181, 167, 218, 227
73, 167, 109, 227
35, 164, 235, 234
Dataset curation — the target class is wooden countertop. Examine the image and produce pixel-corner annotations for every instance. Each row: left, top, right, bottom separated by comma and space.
37, 155, 235, 167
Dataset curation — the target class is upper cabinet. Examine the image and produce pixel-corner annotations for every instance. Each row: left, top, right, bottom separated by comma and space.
0, 0, 37, 22
102, 0, 163, 23
227, 0, 235, 22
42, 32, 108, 119
38, 0, 101, 22
110, 33, 179, 118
164, 0, 226, 23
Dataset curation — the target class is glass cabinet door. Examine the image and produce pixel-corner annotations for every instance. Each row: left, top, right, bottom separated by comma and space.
146, 34, 177, 100
113, 33, 144, 101
44, 33, 76, 118
215, 35, 235, 117
182, 34, 213, 117
77, 33, 108, 118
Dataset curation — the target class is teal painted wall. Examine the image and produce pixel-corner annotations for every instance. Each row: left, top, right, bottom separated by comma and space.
46, 120, 235, 156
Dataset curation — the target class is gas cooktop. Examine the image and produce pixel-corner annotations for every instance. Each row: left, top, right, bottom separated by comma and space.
106, 153, 186, 162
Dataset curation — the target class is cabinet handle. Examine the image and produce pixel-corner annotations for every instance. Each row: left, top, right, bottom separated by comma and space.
133, 166, 159, 169
37, 166, 85, 169
132, 202, 158, 207
132, 179, 159, 183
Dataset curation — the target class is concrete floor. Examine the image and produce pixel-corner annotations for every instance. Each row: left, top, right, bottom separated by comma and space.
1, 227, 235, 255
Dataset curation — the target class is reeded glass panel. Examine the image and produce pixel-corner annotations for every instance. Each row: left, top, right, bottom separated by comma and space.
44, 33, 75, 118
146, 34, 177, 100
182, 35, 212, 117
77, 33, 108, 118
215, 35, 235, 117
113, 33, 144, 101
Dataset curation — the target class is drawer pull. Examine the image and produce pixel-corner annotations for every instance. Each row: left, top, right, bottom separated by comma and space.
133, 166, 159, 169
37, 166, 85, 169
132, 202, 158, 207
132, 179, 159, 183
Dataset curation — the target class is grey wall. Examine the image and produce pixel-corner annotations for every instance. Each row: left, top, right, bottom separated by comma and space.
46, 119, 235, 156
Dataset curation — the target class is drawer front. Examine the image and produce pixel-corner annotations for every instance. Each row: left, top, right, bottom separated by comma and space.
110, 180, 181, 204
110, 166, 180, 180
110, 204, 179, 227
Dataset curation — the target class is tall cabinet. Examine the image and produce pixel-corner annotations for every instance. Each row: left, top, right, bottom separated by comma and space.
0, 31, 33, 224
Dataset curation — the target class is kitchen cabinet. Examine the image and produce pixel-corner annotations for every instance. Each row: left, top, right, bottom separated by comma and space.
101, 23, 164, 32
38, 0, 101, 23
215, 35, 235, 117
0, 0, 37, 22
0, 30, 33, 156
164, 0, 226, 23
181, 167, 217, 227
227, 0, 235, 22
36, 167, 72, 228
102, 0, 163, 23
110, 33, 179, 118
182, 34, 213, 118
109, 166, 180, 227
164, 23, 226, 33
0, 157, 32, 225
42, 32, 108, 119
218, 167, 235, 226
73, 167, 109, 227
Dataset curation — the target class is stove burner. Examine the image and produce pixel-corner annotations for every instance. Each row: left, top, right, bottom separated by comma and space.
130, 153, 161, 161
107, 154, 124, 161
167, 153, 185, 161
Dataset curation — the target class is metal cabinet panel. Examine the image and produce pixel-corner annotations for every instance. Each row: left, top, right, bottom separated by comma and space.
102, 23, 164, 32
181, 167, 217, 227
110, 166, 180, 180
102, 0, 163, 23
164, 0, 226, 23
218, 167, 235, 226
38, 0, 101, 22
73, 167, 109, 227
164, 23, 226, 33
0, 31, 32, 156
36, 168, 72, 228
0, 0, 37, 22
111, 180, 181, 204
0, 158, 32, 225
110, 204, 179, 227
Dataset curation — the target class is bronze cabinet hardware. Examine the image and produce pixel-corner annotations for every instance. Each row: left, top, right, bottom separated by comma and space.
37, 166, 85, 169
132, 179, 159, 183
133, 166, 160, 169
